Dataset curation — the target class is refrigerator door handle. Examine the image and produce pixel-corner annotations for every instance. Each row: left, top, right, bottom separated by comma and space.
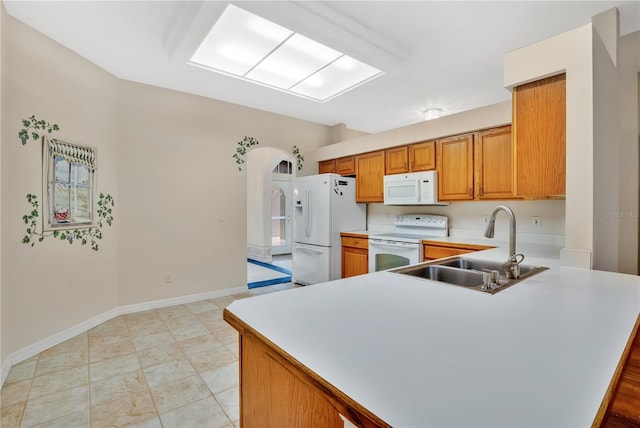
295, 244, 324, 254
305, 187, 312, 237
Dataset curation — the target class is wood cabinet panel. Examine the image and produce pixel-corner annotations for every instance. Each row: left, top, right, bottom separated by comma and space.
437, 134, 474, 201
423, 241, 494, 261
336, 156, 356, 176
341, 234, 369, 278
241, 334, 345, 428
356, 151, 385, 203
475, 126, 515, 199
319, 159, 335, 174
224, 310, 391, 428
385, 146, 409, 174
513, 74, 566, 197
409, 140, 436, 171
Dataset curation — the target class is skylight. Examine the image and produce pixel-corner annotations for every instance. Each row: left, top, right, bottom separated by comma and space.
189, 4, 383, 102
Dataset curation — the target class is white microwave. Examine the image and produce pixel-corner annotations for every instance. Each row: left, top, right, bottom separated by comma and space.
383, 171, 447, 205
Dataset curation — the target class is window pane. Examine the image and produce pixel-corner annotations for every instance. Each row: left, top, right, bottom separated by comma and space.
54, 182, 70, 215
55, 157, 69, 184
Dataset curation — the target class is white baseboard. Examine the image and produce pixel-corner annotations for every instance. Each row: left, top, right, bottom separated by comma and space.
1, 285, 248, 387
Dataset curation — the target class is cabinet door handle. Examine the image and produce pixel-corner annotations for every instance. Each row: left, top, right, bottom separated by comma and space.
479, 187, 484, 196
468, 188, 473, 198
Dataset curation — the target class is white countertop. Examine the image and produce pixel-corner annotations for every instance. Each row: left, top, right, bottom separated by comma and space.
227, 245, 640, 427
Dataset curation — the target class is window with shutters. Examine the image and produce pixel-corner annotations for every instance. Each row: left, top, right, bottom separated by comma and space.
43, 138, 97, 230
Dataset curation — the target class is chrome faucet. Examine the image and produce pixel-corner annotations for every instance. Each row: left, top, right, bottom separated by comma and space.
484, 205, 523, 279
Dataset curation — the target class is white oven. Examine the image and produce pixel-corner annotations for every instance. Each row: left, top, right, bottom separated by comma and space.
369, 214, 448, 272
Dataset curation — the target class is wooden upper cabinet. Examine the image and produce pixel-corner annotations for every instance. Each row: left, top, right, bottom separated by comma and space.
475, 125, 515, 199
335, 156, 356, 176
318, 159, 335, 174
355, 151, 385, 203
437, 134, 474, 201
385, 146, 409, 174
513, 74, 566, 197
409, 140, 436, 171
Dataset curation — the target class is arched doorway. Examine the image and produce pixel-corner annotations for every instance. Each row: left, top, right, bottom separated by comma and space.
246, 147, 295, 263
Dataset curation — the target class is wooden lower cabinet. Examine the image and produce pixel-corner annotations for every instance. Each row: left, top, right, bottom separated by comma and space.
423, 241, 494, 261
224, 311, 390, 428
341, 233, 369, 278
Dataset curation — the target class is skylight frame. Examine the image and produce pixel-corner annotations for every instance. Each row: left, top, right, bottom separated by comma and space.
188, 4, 383, 103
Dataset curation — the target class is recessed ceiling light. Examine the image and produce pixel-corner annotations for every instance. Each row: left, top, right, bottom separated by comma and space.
423, 108, 443, 120
188, 4, 383, 102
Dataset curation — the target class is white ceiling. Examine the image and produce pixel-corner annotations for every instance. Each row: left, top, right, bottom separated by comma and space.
4, 1, 640, 134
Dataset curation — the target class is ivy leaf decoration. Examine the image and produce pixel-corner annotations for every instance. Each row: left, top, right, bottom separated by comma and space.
292, 145, 304, 171
21, 193, 115, 251
19, 115, 60, 145
232, 136, 259, 171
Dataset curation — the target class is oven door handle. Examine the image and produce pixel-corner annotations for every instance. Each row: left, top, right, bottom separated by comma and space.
369, 240, 418, 248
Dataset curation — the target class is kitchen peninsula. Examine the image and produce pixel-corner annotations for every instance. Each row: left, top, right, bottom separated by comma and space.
224, 244, 640, 427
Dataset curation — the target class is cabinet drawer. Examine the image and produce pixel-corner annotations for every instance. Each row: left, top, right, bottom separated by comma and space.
423, 246, 473, 260
342, 237, 368, 249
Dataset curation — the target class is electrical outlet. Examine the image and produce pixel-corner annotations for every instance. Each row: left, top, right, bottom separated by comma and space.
163, 273, 172, 284
482, 215, 489, 225
532, 216, 541, 229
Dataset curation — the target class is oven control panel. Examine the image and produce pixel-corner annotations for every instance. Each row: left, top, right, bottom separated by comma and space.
395, 214, 448, 229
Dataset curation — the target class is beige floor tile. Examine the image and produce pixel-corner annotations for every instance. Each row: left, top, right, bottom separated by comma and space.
88, 316, 128, 337
188, 346, 237, 373
156, 305, 191, 321
90, 390, 157, 427
127, 416, 162, 428
88, 335, 136, 363
209, 296, 235, 309
215, 386, 240, 422
1, 401, 25, 427
89, 353, 141, 383
163, 315, 200, 331
226, 343, 239, 358
194, 309, 224, 323
136, 342, 185, 369
124, 310, 163, 329
1, 378, 32, 408
203, 319, 234, 334
4, 358, 38, 385
31, 409, 89, 428
29, 365, 88, 400
35, 350, 88, 377
160, 396, 231, 428
21, 385, 89, 427
168, 322, 210, 342
143, 356, 196, 388
39, 334, 87, 359
90, 368, 148, 406
148, 374, 210, 414
212, 329, 239, 346
127, 320, 168, 339
200, 362, 238, 395
133, 331, 175, 352
179, 334, 225, 357
185, 300, 219, 314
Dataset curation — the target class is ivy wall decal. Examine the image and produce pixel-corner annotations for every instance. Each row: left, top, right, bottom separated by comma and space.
19, 116, 115, 251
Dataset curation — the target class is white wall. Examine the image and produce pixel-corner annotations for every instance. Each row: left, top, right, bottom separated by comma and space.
0, 11, 333, 370
1, 11, 119, 363
617, 30, 640, 274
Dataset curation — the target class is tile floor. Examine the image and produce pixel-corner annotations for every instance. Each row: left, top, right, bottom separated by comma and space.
1, 281, 298, 428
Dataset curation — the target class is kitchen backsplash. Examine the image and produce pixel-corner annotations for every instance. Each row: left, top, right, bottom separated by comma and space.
367, 199, 566, 246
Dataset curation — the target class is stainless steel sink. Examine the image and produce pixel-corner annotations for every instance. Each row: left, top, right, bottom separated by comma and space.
394, 265, 485, 288
437, 258, 545, 278
390, 257, 548, 294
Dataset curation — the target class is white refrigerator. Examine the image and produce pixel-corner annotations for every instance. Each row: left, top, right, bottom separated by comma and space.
292, 174, 366, 285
